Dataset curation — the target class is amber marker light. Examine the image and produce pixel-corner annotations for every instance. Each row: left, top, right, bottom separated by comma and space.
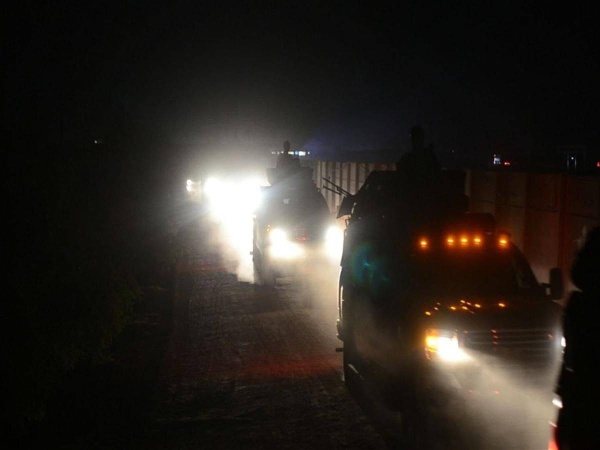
446, 235, 455, 246
473, 235, 482, 246
498, 235, 509, 248
460, 235, 469, 246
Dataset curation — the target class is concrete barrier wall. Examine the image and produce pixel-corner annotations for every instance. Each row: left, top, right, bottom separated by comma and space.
313, 160, 599, 288
316, 161, 395, 214
468, 171, 599, 286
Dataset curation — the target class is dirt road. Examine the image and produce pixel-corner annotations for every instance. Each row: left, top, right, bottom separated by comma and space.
30, 221, 553, 449
139, 238, 389, 450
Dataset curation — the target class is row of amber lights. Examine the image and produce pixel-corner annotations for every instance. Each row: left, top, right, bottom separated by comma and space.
424, 300, 506, 316
419, 234, 509, 249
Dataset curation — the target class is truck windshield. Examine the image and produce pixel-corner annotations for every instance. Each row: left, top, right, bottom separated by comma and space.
263, 189, 330, 227
409, 245, 540, 297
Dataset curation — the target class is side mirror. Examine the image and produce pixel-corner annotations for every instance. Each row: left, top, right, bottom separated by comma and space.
546, 267, 564, 300
337, 195, 355, 218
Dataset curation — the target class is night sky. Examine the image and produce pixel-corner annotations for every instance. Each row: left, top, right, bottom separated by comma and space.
5, 1, 598, 160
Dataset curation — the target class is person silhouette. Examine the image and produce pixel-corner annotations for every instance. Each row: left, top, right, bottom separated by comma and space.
395, 125, 440, 177
276, 140, 300, 170
555, 225, 600, 449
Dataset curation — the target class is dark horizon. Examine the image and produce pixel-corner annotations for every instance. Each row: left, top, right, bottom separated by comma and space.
5, 2, 599, 162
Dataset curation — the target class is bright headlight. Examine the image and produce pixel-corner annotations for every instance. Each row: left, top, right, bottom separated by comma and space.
325, 226, 339, 242
324, 225, 343, 260
425, 329, 469, 362
269, 228, 288, 245
268, 228, 304, 259
203, 177, 221, 199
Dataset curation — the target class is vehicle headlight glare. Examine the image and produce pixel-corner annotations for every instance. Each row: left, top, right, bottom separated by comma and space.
324, 225, 343, 259
269, 228, 288, 245
267, 228, 304, 259
325, 226, 339, 242
425, 329, 469, 362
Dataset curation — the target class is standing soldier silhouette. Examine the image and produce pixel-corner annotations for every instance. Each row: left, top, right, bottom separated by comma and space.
555, 225, 600, 449
276, 140, 300, 170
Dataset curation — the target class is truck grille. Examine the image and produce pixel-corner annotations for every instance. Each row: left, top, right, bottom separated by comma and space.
462, 328, 558, 368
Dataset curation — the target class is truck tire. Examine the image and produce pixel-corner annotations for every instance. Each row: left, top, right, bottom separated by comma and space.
261, 266, 276, 287
341, 293, 362, 389
343, 328, 361, 390
253, 254, 276, 287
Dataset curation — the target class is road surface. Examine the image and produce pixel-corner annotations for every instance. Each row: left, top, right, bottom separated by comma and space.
141, 229, 390, 449
139, 222, 554, 449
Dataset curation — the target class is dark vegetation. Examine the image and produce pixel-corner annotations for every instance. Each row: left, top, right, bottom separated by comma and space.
5, 132, 185, 439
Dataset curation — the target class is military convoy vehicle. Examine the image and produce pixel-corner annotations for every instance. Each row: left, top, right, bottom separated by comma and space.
252, 165, 333, 286
334, 168, 564, 447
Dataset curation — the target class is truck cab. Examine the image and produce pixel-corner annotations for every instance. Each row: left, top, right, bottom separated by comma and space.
336, 169, 564, 445
253, 166, 333, 286
339, 223, 563, 389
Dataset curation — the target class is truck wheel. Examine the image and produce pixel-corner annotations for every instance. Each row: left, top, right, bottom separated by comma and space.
341, 289, 362, 388
261, 266, 276, 287
254, 257, 276, 287
343, 325, 362, 390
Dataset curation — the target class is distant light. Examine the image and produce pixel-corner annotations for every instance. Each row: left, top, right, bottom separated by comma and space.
473, 236, 482, 245
498, 302, 506, 308
419, 238, 429, 249
503, 161, 511, 166
460, 235, 469, 245
596, 161, 600, 168
493, 155, 501, 165
298, 151, 306, 156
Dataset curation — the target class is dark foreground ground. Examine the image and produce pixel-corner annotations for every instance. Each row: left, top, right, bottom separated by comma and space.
18, 229, 388, 449
17, 225, 555, 449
